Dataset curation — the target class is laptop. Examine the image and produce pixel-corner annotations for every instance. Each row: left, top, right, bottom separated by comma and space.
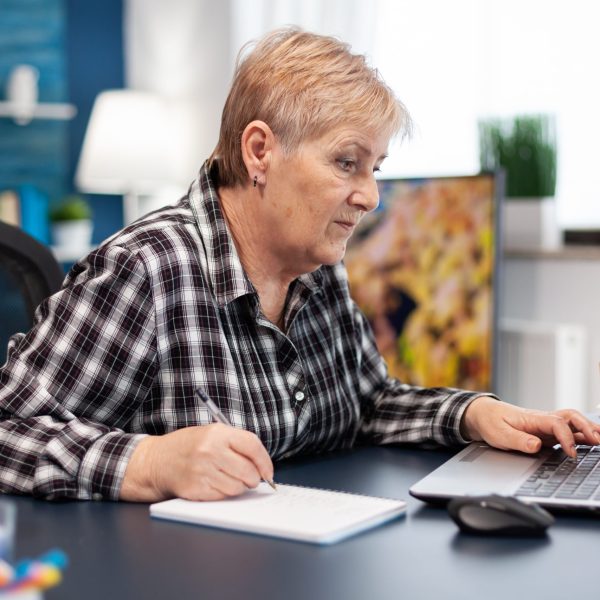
409, 443, 600, 513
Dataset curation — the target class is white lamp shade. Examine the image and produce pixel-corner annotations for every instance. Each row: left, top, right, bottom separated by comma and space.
76, 90, 177, 195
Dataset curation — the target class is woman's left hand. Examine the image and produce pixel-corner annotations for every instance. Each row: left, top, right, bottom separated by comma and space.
461, 396, 600, 458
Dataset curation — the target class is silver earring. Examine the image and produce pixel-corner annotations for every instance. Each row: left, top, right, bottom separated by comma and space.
253, 176, 258, 188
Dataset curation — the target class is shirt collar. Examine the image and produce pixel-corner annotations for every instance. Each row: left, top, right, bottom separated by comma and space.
188, 161, 254, 306
188, 161, 323, 308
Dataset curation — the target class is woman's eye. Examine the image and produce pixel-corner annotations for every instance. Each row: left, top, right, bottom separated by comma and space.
337, 159, 356, 172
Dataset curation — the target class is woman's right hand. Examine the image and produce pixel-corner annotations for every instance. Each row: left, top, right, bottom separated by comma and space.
120, 424, 274, 502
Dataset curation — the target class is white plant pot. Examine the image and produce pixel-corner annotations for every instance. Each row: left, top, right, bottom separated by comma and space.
502, 197, 561, 250
51, 219, 93, 251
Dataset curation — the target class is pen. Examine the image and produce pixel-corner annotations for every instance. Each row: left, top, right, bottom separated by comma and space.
195, 389, 277, 491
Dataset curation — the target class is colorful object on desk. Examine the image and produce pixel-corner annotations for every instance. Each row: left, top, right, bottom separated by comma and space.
0, 549, 67, 593
0, 559, 13, 587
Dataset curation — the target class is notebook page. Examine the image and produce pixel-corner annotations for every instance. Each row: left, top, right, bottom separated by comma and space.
150, 482, 406, 545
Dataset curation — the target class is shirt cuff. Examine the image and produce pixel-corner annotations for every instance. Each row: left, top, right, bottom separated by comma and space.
433, 391, 499, 446
77, 432, 148, 501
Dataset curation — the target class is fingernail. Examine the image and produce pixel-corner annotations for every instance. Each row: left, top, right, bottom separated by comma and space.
595, 432, 600, 444
527, 438, 538, 451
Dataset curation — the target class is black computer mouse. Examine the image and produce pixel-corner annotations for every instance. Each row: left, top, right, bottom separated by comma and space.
447, 494, 555, 536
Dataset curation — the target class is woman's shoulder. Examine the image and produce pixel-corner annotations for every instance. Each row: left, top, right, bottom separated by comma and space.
66, 199, 205, 288
98, 200, 200, 260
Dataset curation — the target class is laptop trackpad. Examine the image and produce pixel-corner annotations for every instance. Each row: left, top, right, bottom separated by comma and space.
411, 445, 541, 498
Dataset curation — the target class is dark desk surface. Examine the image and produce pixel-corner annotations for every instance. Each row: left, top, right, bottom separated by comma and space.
13, 446, 599, 600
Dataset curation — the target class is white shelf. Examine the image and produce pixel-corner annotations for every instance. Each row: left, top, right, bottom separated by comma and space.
0, 65, 77, 125
504, 245, 600, 261
0, 101, 76, 124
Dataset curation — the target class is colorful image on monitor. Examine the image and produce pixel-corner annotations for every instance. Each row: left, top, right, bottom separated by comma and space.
345, 174, 501, 393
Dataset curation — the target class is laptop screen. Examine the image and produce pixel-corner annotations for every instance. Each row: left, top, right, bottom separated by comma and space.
345, 173, 503, 394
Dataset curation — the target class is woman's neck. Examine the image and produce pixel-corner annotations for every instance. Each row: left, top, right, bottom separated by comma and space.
218, 185, 295, 329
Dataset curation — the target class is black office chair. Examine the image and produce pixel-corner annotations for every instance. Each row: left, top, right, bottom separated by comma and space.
0, 222, 65, 364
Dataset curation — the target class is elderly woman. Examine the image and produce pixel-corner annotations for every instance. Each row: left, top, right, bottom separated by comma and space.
0, 28, 599, 502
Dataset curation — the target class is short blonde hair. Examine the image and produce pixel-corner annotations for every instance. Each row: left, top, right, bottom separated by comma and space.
210, 27, 411, 187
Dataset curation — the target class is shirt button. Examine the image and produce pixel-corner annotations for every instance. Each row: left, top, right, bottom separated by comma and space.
294, 391, 305, 402
92, 493, 103, 501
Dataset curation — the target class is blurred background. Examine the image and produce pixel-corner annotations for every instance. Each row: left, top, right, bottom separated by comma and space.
1, 0, 599, 411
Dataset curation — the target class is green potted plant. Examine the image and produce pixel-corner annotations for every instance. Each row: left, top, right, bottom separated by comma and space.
479, 114, 559, 249
50, 194, 93, 253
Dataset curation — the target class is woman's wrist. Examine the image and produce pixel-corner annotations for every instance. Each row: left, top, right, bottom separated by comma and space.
120, 436, 164, 502
460, 396, 494, 442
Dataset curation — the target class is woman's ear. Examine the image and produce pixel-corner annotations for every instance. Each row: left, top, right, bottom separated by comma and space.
240, 120, 274, 186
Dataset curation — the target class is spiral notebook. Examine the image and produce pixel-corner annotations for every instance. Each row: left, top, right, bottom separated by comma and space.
149, 483, 406, 545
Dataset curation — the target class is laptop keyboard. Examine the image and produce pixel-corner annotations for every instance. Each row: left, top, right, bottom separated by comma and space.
516, 446, 600, 501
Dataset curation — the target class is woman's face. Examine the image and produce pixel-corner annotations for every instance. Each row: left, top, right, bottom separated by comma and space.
262, 126, 389, 274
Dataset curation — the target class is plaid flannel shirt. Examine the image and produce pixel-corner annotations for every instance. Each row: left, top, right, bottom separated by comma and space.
0, 162, 488, 500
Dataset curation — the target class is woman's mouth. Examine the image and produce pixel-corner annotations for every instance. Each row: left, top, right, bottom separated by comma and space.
334, 220, 357, 233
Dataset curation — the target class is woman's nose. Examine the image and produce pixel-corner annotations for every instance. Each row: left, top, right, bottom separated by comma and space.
350, 175, 379, 212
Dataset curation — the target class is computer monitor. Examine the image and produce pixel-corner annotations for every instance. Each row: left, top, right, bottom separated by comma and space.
345, 173, 503, 394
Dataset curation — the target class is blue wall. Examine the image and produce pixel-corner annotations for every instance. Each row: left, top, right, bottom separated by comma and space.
0, 0, 69, 221
66, 0, 124, 243
0, 0, 124, 248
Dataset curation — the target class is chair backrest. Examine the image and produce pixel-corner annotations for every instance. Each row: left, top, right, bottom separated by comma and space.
0, 222, 65, 364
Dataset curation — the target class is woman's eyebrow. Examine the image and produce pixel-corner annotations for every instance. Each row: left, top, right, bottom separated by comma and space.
342, 142, 388, 161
